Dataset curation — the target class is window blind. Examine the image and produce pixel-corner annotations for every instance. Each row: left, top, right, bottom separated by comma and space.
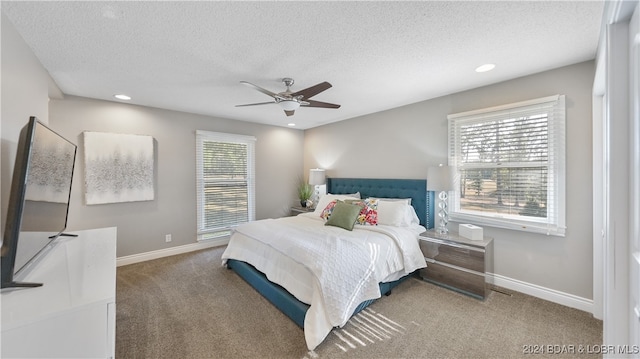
448, 95, 566, 236
196, 130, 256, 240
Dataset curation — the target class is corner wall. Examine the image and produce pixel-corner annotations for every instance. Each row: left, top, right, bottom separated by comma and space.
304, 61, 595, 307
1, 14, 54, 239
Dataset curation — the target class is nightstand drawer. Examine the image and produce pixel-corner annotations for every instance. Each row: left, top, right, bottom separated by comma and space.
419, 239, 485, 273
419, 262, 486, 299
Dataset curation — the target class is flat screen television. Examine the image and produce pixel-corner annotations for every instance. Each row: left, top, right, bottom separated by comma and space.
1, 117, 77, 289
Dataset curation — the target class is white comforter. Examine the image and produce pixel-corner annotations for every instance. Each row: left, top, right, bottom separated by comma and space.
221, 213, 426, 351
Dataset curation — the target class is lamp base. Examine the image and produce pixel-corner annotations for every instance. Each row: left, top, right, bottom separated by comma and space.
436, 190, 449, 236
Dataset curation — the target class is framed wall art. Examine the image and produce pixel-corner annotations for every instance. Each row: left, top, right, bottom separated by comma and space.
83, 131, 155, 205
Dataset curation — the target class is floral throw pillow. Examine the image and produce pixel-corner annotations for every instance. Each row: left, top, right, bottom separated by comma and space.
346, 198, 379, 225
320, 200, 339, 220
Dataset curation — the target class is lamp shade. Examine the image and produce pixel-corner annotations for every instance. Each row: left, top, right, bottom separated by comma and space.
309, 168, 326, 185
426, 164, 455, 191
279, 100, 300, 111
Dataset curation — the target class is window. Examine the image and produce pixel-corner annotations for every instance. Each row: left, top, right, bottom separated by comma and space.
196, 130, 256, 241
448, 95, 566, 236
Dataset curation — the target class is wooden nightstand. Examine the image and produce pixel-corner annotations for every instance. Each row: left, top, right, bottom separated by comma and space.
290, 206, 315, 216
418, 229, 493, 300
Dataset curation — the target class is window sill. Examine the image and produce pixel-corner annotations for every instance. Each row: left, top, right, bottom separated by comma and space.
450, 212, 566, 237
198, 231, 231, 242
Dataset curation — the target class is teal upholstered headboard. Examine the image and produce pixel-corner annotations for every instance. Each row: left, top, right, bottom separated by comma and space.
326, 178, 434, 228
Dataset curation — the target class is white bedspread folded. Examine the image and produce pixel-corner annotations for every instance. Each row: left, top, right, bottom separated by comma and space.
221, 214, 426, 350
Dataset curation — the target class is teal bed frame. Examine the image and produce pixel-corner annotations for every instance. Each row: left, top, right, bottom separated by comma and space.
227, 178, 434, 329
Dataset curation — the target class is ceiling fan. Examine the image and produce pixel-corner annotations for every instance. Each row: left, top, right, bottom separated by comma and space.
236, 78, 341, 116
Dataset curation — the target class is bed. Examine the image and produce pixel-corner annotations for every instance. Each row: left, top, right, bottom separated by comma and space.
222, 178, 435, 351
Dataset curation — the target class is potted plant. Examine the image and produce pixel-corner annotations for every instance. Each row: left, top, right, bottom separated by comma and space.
297, 179, 313, 208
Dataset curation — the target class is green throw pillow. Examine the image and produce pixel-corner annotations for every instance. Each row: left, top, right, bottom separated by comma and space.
325, 201, 361, 231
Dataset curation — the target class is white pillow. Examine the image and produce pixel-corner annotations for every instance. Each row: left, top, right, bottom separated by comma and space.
377, 200, 408, 226
377, 201, 420, 227
313, 193, 360, 215
330, 192, 361, 199
372, 197, 412, 205
405, 205, 420, 226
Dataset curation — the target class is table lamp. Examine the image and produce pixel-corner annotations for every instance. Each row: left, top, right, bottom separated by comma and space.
427, 164, 455, 236
308, 168, 326, 207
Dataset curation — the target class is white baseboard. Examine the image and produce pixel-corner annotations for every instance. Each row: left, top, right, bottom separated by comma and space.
487, 273, 594, 314
116, 238, 229, 267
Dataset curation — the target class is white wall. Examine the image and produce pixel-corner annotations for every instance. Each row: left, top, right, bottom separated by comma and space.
0, 14, 56, 239
49, 96, 304, 258
305, 61, 595, 307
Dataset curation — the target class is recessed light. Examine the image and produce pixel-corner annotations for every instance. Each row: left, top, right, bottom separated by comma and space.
475, 64, 495, 73
102, 6, 120, 20
287, 123, 296, 127
114, 94, 131, 100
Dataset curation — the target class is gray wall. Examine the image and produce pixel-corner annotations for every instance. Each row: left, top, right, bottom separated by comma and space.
304, 61, 595, 300
1, 14, 54, 238
49, 96, 304, 257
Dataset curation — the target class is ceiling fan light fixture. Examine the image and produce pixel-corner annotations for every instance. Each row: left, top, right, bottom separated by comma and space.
279, 100, 300, 111
237, 78, 340, 116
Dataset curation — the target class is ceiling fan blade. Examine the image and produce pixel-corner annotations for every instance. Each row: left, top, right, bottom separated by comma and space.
235, 101, 276, 107
240, 81, 284, 100
284, 110, 295, 116
290, 81, 332, 99
302, 99, 341, 109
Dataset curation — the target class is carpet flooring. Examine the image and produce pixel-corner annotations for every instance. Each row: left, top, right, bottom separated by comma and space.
116, 246, 602, 359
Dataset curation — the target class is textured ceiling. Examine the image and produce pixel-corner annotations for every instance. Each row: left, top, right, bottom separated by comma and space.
2, 1, 604, 130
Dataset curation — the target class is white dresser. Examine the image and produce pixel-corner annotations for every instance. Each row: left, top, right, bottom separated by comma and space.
1, 227, 117, 358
